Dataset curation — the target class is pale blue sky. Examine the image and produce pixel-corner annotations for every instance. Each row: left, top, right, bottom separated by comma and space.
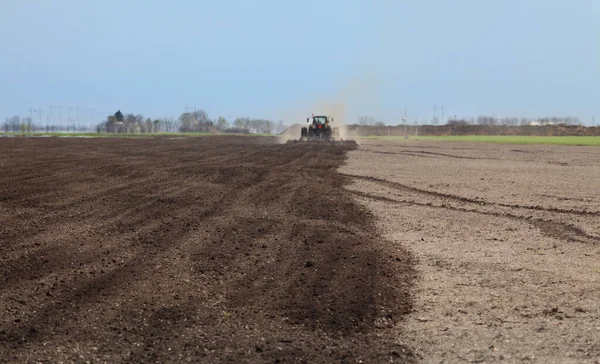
1, 0, 599, 126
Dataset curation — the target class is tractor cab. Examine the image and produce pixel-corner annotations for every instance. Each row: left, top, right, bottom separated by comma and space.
307, 115, 333, 127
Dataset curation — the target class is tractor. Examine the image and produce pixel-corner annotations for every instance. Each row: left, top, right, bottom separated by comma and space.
301, 115, 339, 141
286, 115, 356, 145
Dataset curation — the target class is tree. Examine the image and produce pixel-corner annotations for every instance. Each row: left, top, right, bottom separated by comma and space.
144, 118, 154, 133
234, 117, 250, 129
248, 119, 261, 133
447, 118, 470, 126
105, 115, 119, 133
2, 116, 22, 132
115, 110, 124, 122
215, 116, 229, 131
178, 109, 212, 132
264, 120, 274, 134
275, 120, 286, 134
124, 114, 144, 133
477, 115, 497, 126
161, 117, 177, 132
358, 116, 377, 126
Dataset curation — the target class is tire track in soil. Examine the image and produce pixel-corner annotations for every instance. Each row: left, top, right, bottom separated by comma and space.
345, 174, 600, 217
347, 183, 600, 246
359, 148, 576, 166
360, 149, 499, 161
0, 137, 415, 363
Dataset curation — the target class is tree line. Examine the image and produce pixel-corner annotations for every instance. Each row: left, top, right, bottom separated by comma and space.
1, 109, 287, 134
96, 110, 287, 134
2, 110, 585, 133
357, 115, 582, 127
446, 116, 581, 126
1, 115, 88, 133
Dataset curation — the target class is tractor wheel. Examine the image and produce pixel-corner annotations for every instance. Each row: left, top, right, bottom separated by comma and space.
301, 127, 308, 138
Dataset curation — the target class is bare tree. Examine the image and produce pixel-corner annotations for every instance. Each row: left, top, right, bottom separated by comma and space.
358, 116, 377, 126
275, 120, 286, 134
179, 110, 212, 132
215, 116, 229, 131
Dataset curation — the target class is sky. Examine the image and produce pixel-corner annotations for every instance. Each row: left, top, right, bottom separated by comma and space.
1, 0, 599, 127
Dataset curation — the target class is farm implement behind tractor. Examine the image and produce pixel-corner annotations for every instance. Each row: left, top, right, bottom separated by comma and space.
286, 115, 357, 145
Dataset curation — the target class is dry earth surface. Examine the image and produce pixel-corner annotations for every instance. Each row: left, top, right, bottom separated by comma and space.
0, 136, 414, 363
341, 139, 600, 363
2, 136, 599, 364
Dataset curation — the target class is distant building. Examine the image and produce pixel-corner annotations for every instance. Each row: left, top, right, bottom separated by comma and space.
528, 120, 563, 126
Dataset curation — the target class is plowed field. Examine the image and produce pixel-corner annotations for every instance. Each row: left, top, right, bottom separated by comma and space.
3, 136, 599, 364
341, 140, 600, 363
0, 137, 414, 363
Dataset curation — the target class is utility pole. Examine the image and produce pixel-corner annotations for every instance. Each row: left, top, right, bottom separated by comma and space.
47, 106, 52, 132
37, 108, 44, 130
28, 108, 34, 124
75, 107, 80, 131
403, 106, 407, 138
441, 105, 445, 125
89, 109, 96, 130
49, 105, 61, 131
68, 108, 73, 132
432, 105, 437, 125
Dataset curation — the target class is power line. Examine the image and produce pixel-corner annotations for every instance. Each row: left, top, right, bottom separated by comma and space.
68, 108, 75, 131
89, 109, 96, 127
36, 108, 44, 126
27, 108, 34, 123
49, 105, 62, 130
403, 106, 407, 137
75, 107, 80, 130
441, 105, 445, 125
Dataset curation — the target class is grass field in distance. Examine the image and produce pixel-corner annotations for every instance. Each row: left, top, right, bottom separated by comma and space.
361, 135, 600, 146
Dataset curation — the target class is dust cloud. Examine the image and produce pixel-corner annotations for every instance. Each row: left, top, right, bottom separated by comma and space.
275, 75, 381, 143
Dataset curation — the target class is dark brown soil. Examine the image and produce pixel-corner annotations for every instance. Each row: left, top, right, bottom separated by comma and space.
0, 136, 414, 363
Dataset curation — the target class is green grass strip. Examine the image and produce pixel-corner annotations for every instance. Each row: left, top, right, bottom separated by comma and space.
359, 135, 600, 146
